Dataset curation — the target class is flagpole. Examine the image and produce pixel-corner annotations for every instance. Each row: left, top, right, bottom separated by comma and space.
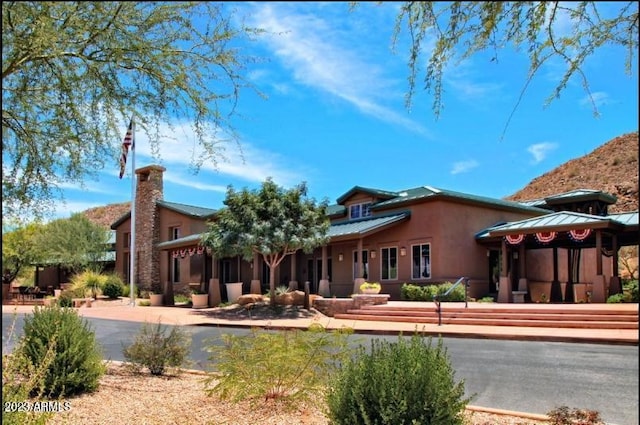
129, 116, 137, 307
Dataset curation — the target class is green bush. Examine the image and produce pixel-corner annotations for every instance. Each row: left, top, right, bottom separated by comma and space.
14, 305, 105, 398
204, 323, 354, 408
326, 334, 471, 425
57, 290, 74, 308
122, 283, 141, 299
2, 313, 58, 425
606, 293, 627, 303
623, 279, 638, 302
122, 320, 191, 376
102, 275, 124, 299
401, 282, 466, 302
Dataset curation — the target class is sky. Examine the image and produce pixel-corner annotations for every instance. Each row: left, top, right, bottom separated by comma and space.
54, 2, 638, 219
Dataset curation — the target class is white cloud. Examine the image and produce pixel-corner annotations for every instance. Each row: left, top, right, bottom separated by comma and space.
580, 91, 609, 108
527, 142, 558, 164
450, 160, 479, 175
245, 3, 430, 136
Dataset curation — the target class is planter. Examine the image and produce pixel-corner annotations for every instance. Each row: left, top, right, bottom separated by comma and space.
361, 288, 381, 294
528, 281, 551, 303
225, 282, 243, 303
54, 289, 62, 298
191, 293, 209, 309
150, 293, 164, 306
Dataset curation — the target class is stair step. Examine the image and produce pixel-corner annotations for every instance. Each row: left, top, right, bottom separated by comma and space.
345, 309, 638, 323
333, 313, 639, 329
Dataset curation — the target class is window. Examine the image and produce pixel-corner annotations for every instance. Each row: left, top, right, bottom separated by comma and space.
123, 232, 130, 248
353, 250, 369, 280
170, 227, 180, 240
412, 244, 431, 279
381, 247, 397, 280
349, 202, 372, 219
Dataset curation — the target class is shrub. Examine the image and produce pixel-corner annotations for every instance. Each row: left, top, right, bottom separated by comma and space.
606, 293, 627, 303
547, 405, 604, 425
401, 282, 466, 302
122, 320, 191, 376
2, 313, 58, 425
122, 283, 141, 299
14, 305, 105, 398
102, 274, 124, 299
204, 323, 354, 408
69, 270, 106, 299
326, 334, 471, 425
57, 290, 74, 308
623, 279, 638, 302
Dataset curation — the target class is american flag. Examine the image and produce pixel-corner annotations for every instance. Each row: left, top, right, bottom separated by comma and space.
119, 117, 134, 179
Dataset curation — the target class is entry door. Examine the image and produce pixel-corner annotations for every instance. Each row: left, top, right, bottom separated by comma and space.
488, 250, 500, 293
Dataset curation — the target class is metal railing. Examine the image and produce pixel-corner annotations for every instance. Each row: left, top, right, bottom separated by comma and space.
433, 276, 469, 326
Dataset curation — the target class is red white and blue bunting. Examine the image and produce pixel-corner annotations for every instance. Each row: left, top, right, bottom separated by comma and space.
568, 228, 591, 242
505, 234, 525, 245
172, 246, 205, 259
534, 231, 557, 244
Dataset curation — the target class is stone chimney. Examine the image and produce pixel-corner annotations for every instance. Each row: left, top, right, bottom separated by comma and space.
134, 164, 165, 292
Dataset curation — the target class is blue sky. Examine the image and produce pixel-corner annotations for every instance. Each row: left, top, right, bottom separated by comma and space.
56, 2, 638, 218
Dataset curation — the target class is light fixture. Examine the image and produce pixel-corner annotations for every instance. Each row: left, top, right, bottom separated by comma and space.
400, 247, 407, 257
370, 250, 376, 259
338, 253, 344, 262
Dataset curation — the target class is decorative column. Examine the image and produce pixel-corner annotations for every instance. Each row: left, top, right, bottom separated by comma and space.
353, 239, 365, 294
592, 230, 606, 302
318, 245, 330, 297
497, 240, 511, 303
208, 252, 221, 307
289, 252, 298, 291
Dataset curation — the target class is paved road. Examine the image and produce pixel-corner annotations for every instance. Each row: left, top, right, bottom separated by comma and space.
3, 313, 638, 425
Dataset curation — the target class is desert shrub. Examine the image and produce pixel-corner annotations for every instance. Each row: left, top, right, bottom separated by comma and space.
2, 314, 58, 425
122, 320, 191, 376
57, 290, 74, 308
326, 334, 471, 425
547, 405, 604, 425
102, 274, 124, 299
138, 299, 151, 306
204, 323, 354, 408
477, 296, 495, 303
14, 305, 105, 398
174, 293, 191, 304
69, 270, 106, 298
122, 283, 141, 299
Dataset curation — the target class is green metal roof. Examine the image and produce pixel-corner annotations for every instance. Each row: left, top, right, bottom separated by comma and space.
156, 200, 217, 218
482, 211, 624, 237
328, 212, 410, 240
156, 233, 204, 250
335, 186, 398, 204
543, 189, 617, 205
372, 185, 549, 214
608, 211, 639, 226
326, 204, 346, 217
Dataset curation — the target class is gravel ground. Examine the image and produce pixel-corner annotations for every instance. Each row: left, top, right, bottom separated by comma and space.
43, 363, 550, 425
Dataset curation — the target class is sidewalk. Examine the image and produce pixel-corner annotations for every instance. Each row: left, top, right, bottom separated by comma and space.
4, 301, 638, 345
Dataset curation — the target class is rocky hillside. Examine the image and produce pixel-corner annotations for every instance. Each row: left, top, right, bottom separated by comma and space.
82, 202, 130, 228
506, 132, 639, 213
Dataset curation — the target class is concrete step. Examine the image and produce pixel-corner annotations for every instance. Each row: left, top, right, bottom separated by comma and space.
334, 304, 639, 329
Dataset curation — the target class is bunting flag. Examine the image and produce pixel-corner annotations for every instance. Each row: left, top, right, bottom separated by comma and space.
535, 231, 557, 244
119, 117, 134, 179
505, 234, 525, 245
568, 228, 591, 242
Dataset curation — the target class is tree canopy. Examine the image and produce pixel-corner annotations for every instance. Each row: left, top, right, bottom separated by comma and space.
2, 2, 263, 219
386, 1, 638, 128
2, 221, 43, 285
201, 179, 330, 304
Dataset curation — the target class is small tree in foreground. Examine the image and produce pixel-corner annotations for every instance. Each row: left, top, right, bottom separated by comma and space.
201, 178, 330, 305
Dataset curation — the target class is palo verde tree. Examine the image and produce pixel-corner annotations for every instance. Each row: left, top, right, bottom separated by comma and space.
201, 178, 330, 305
1, 221, 45, 286
2, 2, 263, 220
33, 213, 111, 275
369, 2, 638, 133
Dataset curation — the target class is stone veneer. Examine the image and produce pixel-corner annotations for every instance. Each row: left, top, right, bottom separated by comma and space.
134, 165, 165, 292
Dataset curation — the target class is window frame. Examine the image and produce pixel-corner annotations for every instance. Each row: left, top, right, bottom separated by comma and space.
380, 246, 398, 281
411, 243, 431, 280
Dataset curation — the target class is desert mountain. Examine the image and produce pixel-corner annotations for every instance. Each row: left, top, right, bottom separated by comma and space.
505, 132, 639, 213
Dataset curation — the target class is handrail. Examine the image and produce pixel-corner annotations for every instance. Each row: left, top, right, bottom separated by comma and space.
433, 276, 469, 326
